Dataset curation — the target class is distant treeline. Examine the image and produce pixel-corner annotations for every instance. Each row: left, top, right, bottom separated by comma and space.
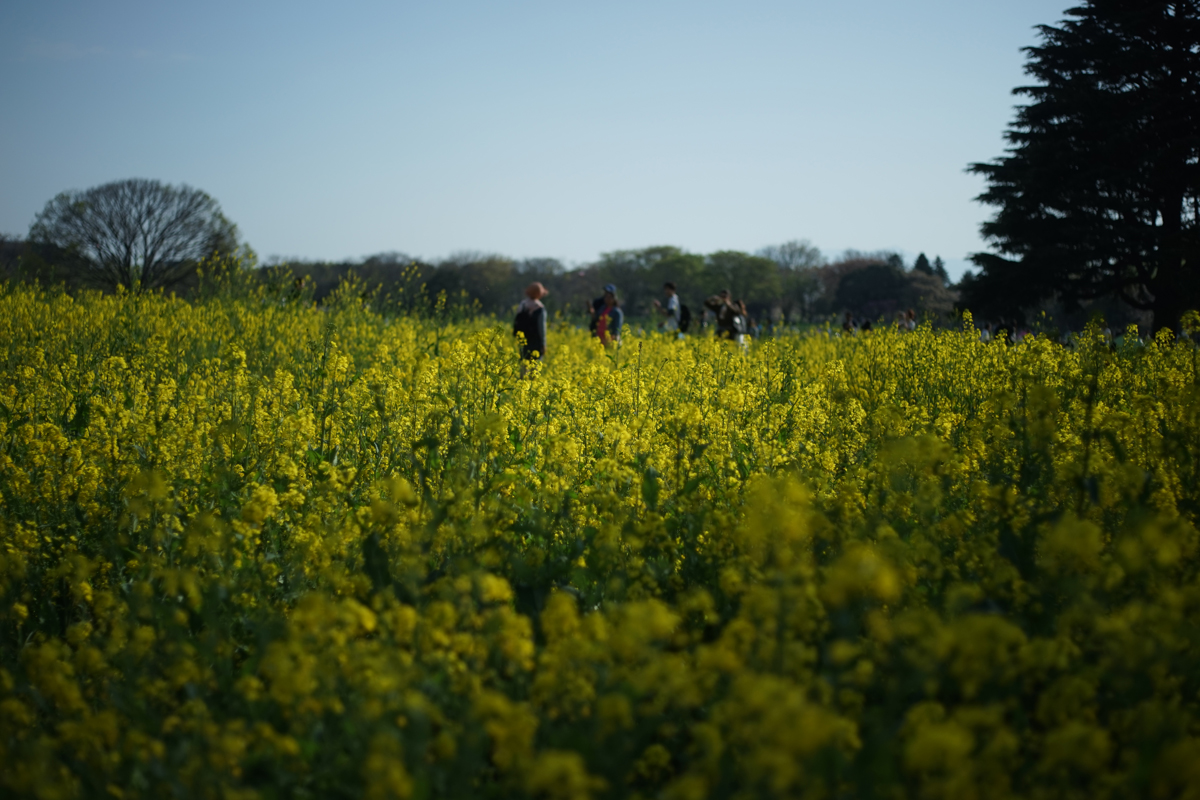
1, 235, 960, 324
266, 244, 958, 324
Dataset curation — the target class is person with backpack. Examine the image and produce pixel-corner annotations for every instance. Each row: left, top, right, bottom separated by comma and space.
652, 281, 690, 336
513, 282, 549, 366
588, 283, 623, 346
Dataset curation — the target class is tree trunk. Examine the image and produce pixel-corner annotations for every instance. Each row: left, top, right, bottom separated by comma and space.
1150, 251, 1196, 335
1151, 286, 1188, 335
1152, 190, 1192, 335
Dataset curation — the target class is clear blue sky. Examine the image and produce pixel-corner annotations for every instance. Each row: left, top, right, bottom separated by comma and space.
1, 1, 1065, 279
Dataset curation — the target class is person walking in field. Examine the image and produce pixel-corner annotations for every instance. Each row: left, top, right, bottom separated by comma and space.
705, 290, 736, 339
734, 298, 750, 346
653, 281, 682, 334
589, 283, 623, 346
705, 289, 746, 344
513, 282, 549, 367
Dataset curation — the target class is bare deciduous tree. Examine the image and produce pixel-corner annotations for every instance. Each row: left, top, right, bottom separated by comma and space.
756, 239, 825, 272
29, 178, 239, 291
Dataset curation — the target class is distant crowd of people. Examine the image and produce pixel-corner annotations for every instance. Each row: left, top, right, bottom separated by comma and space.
512, 283, 1171, 365
513, 280, 762, 365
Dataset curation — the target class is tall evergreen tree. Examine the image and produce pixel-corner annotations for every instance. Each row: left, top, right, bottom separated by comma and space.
913, 253, 933, 275
968, 1, 1200, 331
932, 256, 950, 286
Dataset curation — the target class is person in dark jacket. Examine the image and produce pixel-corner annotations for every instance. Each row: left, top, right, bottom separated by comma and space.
514, 282, 549, 364
704, 290, 740, 340
588, 283, 623, 346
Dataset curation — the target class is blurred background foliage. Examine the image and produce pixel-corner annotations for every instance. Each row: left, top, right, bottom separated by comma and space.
1, 233, 961, 327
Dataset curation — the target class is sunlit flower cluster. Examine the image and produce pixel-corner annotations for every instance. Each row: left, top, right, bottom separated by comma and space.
1, 280, 1198, 799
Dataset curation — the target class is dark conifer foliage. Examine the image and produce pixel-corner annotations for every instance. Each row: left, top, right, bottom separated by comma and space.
968, 1, 1200, 331
932, 256, 950, 287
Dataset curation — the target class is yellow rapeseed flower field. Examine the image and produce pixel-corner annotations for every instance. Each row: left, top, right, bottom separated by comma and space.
1, 278, 1199, 799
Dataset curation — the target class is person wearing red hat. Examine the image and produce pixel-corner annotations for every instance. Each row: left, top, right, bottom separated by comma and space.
514, 281, 549, 368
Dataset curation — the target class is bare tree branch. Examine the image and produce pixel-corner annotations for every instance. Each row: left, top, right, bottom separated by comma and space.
28, 178, 239, 292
